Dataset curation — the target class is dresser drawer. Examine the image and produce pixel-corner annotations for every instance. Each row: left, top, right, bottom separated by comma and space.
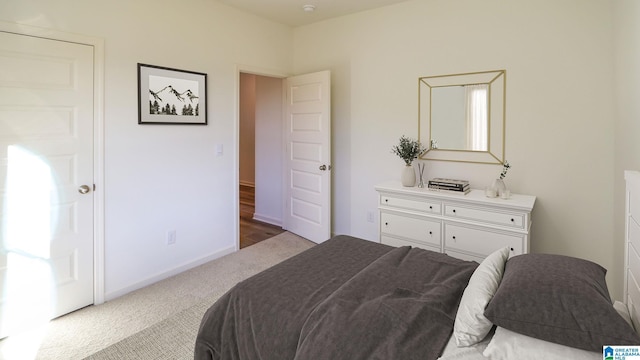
376, 182, 535, 264
444, 223, 524, 258
380, 194, 441, 214
380, 212, 441, 248
444, 204, 526, 230
445, 250, 485, 263
381, 235, 441, 253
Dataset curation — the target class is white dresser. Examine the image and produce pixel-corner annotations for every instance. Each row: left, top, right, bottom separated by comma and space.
375, 181, 536, 262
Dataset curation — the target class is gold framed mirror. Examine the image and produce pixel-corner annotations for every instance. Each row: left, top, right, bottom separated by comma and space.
418, 70, 506, 164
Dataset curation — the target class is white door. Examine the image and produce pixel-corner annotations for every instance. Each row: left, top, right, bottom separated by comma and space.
284, 71, 331, 243
0, 31, 95, 338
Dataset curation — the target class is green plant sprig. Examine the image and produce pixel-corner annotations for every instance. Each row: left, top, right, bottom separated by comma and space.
499, 161, 511, 179
391, 135, 427, 166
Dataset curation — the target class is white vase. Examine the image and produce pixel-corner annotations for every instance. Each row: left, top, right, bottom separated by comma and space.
491, 178, 507, 197
401, 164, 416, 187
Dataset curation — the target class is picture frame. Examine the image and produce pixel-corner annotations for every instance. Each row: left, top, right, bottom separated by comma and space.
137, 63, 207, 125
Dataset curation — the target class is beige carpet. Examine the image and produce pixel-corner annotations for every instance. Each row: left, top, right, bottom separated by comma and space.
0, 232, 314, 360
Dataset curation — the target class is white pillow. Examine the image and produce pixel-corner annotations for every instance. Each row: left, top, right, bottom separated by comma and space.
483, 326, 600, 360
453, 246, 510, 347
614, 300, 634, 328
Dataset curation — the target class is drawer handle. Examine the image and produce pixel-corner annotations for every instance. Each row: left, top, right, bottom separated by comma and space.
385, 199, 389, 203
429, 205, 433, 209
385, 222, 389, 226
429, 231, 433, 235
452, 209, 456, 213
510, 247, 514, 251
510, 218, 515, 222
452, 236, 456, 240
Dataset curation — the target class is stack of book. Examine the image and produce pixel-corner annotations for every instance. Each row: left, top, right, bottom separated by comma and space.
427, 178, 470, 194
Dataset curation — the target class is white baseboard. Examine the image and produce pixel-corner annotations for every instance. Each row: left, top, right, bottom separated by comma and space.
104, 244, 236, 301
252, 213, 282, 227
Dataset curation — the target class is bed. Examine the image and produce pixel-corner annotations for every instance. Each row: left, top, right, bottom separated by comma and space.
194, 171, 640, 360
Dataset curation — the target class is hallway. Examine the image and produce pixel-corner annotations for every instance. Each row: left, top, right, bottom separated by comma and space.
239, 184, 284, 248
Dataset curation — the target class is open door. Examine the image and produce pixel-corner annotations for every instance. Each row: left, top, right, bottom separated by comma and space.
283, 71, 331, 243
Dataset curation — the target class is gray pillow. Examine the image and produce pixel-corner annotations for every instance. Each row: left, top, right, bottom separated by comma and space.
484, 253, 640, 352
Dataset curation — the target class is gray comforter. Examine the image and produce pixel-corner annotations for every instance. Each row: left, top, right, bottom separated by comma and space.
194, 235, 477, 360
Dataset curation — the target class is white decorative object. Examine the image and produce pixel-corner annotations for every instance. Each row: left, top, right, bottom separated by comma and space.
392, 135, 425, 188
501, 189, 511, 199
401, 165, 415, 187
417, 163, 426, 188
491, 178, 507, 198
375, 181, 536, 263
488, 160, 511, 198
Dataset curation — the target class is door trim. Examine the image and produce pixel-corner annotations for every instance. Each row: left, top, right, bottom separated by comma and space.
0, 21, 106, 304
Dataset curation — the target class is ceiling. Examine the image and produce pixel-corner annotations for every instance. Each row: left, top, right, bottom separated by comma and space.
215, 0, 413, 27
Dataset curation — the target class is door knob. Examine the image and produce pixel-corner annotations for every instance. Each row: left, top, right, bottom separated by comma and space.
319, 165, 327, 171
78, 185, 91, 194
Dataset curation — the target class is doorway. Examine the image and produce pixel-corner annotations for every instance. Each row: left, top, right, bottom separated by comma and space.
238, 73, 285, 248
237, 69, 332, 247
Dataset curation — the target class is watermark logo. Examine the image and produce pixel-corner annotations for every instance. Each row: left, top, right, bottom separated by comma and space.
604, 346, 640, 360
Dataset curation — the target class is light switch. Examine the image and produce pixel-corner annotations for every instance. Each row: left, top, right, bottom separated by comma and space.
216, 144, 223, 156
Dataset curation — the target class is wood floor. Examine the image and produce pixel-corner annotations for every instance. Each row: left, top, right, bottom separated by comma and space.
240, 184, 285, 249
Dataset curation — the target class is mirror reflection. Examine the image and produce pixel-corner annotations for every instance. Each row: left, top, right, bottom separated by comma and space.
419, 70, 506, 164
431, 84, 488, 151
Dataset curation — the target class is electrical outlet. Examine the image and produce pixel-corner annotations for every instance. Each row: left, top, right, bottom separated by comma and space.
366, 211, 375, 223
167, 230, 176, 245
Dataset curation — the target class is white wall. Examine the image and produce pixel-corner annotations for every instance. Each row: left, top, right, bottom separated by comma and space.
293, 0, 622, 297
239, 73, 284, 226
0, 0, 293, 299
254, 75, 284, 225
613, 0, 640, 297
240, 73, 256, 186
2, 0, 634, 302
